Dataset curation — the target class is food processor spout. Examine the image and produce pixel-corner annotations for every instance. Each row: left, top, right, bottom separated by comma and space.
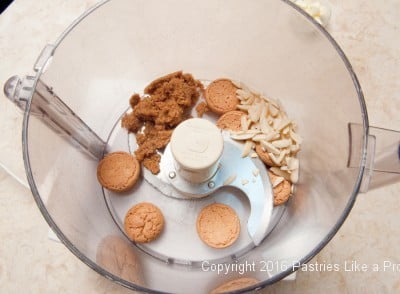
348, 123, 400, 191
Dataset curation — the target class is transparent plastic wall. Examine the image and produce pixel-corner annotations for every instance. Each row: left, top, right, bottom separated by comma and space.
26, 0, 365, 292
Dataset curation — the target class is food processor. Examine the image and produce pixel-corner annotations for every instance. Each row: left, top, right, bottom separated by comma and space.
3, 0, 400, 292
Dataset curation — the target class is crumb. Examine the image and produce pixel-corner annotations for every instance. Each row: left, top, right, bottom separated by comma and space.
241, 179, 249, 185
196, 102, 209, 117
121, 112, 142, 133
122, 71, 203, 173
134, 123, 173, 161
129, 93, 141, 108
143, 153, 161, 174
223, 174, 237, 185
252, 168, 260, 177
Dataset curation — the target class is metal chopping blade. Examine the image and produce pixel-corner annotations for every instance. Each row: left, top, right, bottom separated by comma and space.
142, 133, 274, 246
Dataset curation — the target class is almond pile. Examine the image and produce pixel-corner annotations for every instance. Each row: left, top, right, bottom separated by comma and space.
229, 81, 302, 185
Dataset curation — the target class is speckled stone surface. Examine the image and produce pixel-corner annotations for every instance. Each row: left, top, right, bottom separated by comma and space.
0, 0, 399, 293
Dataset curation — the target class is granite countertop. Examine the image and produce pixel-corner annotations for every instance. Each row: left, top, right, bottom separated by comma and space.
0, 0, 399, 293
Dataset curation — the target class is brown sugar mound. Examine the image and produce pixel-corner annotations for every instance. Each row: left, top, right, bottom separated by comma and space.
122, 71, 204, 174
143, 153, 161, 174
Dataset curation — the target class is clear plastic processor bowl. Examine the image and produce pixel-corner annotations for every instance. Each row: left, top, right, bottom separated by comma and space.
4, 0, 400, 293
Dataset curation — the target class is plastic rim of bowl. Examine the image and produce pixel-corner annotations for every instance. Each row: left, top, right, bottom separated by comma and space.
21, 0, 369, 293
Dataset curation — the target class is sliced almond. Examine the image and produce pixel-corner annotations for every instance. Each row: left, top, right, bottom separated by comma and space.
250, 122, 260, 131
260, 140, 280, 154
270, 167, 291, 181
272, 177, 285, 188
242, 95, 256, 105
290, 144, 301, 154
273, 117, 282, 129
237, 105, 251, 111
260, 95, 267, 100
244, 129, 261, 134
290, 129, 303, 144
224, 174, 237, 185
236, 94, 244, 101
269, 153, 282, 166
241, 115, 249, 131
276, 118, 292, 131
272, 139, 291, 148
248, 103, 262, 122
272, 132, 281, 140
282, 126, 290, 135
250, 152, 258, 158
252, 134, 267, 141
260, 101, 268, 117
241, 140, 254, 157
277, 99, 286, 113
240, 83, 252, 93
285, 156, 292, 166
288, 157, 299, 171
269, 104, 279, 117
260, 116, 273, 134
236, 89, 252, 100
291, 168, 299, 183
252, 168, 260, 177
292, 122, 299, 132
276, 149, 287, 164
232, 80, 242, 89
230, 132, 256, 140
267, 97, 279, 108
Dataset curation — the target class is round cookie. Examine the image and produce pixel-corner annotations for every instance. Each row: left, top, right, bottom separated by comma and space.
205, 79, 239, 115
124, 202, 164, 243
210, 277, 260, 294
255, 144, 277, 167
216, 110, 246, 131
97, 152, 140, 192
196, 203, 240, 249
268, 171, 292, 206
